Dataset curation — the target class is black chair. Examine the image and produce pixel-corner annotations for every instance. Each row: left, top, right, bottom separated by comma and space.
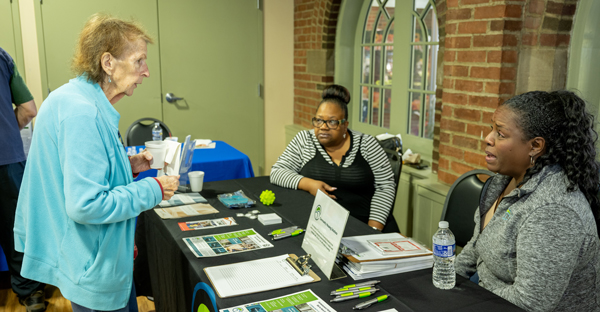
125, 118, 172, 146
441, 169, 494, 248
377, 135, 403, 233
377, 135, 403, 186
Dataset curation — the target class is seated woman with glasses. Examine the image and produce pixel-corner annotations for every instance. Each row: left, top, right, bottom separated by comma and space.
270, 85, 399, 232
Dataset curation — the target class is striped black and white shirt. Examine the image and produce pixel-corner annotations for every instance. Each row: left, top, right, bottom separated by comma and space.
270, 129, 396, 225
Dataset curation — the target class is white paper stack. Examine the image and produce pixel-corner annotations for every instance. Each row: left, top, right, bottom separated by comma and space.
338, 233, 433, 280
194, 139, 215, 149
257, 213, 282, 226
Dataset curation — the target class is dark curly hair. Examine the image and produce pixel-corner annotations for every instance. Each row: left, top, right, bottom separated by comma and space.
501, 90, 600, 237
318, 84, 351, 120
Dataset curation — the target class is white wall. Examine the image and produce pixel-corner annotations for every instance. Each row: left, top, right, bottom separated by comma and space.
18, 0, 43, 116
263, 0, 294, 175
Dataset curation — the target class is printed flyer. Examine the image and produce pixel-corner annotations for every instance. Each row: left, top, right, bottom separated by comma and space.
183, 228, 273, 258
178, 217, 237, 231
158, 193, 207, 208
220, 289, 336, 312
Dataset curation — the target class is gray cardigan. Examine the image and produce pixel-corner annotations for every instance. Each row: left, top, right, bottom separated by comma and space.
455, 165, 600, 312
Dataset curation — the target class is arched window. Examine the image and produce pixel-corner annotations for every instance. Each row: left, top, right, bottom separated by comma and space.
408, 0, 439, 139
359, 0, 395, 128
352, 0, 439, 157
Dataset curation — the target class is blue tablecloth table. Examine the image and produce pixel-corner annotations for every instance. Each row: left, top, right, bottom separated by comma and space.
134, 140, 254, 182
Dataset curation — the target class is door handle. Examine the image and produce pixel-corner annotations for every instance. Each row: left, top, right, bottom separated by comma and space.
166, 93, 184, 103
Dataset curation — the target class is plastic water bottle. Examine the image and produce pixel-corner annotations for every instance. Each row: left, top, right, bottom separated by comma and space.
432, 221, 456, 289
152, 122, 162, 141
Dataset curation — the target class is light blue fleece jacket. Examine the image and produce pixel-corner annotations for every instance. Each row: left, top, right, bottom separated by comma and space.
13, 76, 163, 310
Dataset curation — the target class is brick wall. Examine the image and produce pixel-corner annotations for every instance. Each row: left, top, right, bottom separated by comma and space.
294, 0, 342, 128
291, 0, 580, 185
435, 0, 579, 185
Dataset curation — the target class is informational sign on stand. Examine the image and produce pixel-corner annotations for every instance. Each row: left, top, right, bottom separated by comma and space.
302, 190, 349, 280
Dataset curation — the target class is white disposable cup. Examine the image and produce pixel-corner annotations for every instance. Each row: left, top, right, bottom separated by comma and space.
145, 141, 168, 169
145, 140, 164, 146
188, 171, 205, 192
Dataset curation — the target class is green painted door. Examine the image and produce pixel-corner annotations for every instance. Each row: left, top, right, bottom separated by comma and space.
0, 0, 25, 74
157, 0, 264, 175
35, 0, 162, 136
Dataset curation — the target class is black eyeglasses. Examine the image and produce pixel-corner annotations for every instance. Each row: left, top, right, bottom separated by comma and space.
312, 117, 346, 130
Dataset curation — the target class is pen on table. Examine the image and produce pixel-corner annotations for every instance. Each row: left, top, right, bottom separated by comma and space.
272, 229, 304, 240
339, 280, 381, 290
269, 226, 298, 236
330, 291, 374, 303
330, 288, 379, 298
352, 295, 389, 310
331, 286, 377, 296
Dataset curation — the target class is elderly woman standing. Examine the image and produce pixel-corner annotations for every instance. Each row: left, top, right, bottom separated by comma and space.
13, 14, 179, 312
455, 91, 600, 312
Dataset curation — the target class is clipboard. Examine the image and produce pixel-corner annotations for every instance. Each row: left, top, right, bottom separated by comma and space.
203, 254, 321, 298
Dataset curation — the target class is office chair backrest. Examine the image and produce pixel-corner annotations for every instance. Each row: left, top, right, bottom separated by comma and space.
125, 118, 172, 146
441, 169, 494, 247
377, 136, 403, 186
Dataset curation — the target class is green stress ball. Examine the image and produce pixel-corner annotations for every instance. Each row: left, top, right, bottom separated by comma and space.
260, 190, 276, 205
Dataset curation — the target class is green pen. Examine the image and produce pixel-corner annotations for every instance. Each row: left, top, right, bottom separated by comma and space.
339, 280, 380, 290
269, 226, 298, 236
272, 229, 304, 240
331, 286, 377, 296
330, 291, 373, 303
331, 288, 379, 297
352, 295, 388, 310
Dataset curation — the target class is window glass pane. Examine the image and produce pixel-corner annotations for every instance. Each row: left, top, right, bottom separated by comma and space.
423, 93, 435, 139
374, 12, 387, 43
383, 88, 392, 129
423, 6, 438, 43
426, 44, 438, 91
414, 0, 429, 11
384, 46, 393, 85
413, 15, 423, 43
372, 88, 381, 126
410, 45, 424, 90
361, 86, 370, 123
363, 0, 380, 44
386, 21, 394, 44
384, 0, 395, 18
408, 92, 421, 136
362, 47, 371, 84
373, 45, 382, 85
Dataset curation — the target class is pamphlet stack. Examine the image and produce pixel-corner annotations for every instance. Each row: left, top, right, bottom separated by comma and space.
337, 233, 434, 280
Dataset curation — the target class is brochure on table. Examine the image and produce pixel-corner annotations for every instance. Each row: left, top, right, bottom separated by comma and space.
341, 233, 432, 262
183, 228, 273, 257
154, 203, 218, 219
158, 193, 207, 208
178, 217, 237, 231
301, 190, 349, 280
220, 289, 336, 312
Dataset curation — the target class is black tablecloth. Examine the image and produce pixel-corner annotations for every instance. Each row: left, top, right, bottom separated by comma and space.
134, 176, 524, 312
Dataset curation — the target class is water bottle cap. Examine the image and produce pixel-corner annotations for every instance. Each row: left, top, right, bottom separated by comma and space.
154, 122, 159, 126
439, 221, 449, 228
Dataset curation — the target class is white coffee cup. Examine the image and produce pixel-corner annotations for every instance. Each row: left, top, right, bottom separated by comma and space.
145, 141, 168, 169
188, 171, 205, 192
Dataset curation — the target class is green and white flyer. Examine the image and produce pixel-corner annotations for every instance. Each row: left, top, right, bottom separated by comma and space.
220, 289, 336, 312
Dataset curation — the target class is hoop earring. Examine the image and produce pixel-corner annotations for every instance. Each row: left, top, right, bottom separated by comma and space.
530, 155, 535, 166
108, 76, 112, 83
